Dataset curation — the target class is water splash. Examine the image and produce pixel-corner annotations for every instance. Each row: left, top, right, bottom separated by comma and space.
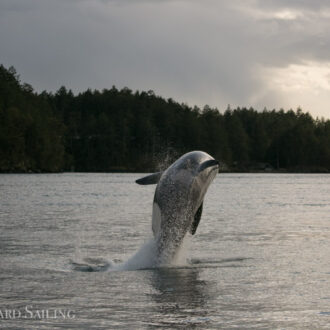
169, 233, 192, 266
113, 234, 192, 271
114, 238, 158, 271
153, 147, 180, 172
71, 234, 192, 272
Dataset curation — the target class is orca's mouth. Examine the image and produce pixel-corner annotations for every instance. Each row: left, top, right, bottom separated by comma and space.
197, 159, 219, 173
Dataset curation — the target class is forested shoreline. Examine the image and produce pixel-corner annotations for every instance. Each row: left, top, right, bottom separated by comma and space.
1, 64, 330, 173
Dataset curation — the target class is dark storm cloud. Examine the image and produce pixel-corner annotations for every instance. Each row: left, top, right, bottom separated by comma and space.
1, 0, 330, 117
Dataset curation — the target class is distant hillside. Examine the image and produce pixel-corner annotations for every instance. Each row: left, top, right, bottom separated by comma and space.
1, 64, 330, 173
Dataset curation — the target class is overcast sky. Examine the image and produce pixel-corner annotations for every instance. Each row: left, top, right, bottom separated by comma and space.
1, 0, 330, 118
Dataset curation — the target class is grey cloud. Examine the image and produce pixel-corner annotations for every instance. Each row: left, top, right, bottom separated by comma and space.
0, 0, 329, 117
0, 0, 40, 13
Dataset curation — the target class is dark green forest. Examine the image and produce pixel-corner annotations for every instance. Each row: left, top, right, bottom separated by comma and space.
1, 64, 330, 173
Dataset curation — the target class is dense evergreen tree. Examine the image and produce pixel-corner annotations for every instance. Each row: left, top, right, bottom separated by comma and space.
1, 64, 330, 173
0, 65, 65, 172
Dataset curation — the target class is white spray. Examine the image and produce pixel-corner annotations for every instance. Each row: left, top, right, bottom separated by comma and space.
112, 233, 192, 271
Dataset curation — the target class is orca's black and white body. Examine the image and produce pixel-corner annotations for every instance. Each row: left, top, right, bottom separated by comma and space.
136, 151, 219, 264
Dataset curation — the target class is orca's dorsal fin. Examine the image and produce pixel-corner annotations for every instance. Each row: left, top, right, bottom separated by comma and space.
190, 202, 203, 235
135, 172, 163, 185
198, 159, 219, 173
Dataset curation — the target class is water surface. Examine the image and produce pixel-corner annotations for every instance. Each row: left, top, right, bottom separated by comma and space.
1, 173, 330, 328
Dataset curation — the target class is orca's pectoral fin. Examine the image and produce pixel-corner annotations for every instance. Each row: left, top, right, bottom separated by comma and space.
135, 172, 163, 185
190, 202, 203, 235
198, 159, 219, 173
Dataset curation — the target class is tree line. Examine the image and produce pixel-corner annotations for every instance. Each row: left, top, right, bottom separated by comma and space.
1, 64, 330, 173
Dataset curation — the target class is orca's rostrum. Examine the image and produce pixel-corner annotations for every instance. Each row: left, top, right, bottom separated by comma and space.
136, 151, 219, 264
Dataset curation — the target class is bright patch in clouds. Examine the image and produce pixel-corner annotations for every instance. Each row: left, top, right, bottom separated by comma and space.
269, 61, 330, 93
273, 10, 301, 20
260, 62, 330, 117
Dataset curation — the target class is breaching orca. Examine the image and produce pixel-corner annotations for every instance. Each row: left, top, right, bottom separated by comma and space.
136, 151, 219, 264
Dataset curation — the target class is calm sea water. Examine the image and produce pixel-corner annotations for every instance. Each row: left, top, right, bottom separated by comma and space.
1, 173, 330, 329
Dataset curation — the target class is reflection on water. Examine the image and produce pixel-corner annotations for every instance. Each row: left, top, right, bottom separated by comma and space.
148, 267, 212, 328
